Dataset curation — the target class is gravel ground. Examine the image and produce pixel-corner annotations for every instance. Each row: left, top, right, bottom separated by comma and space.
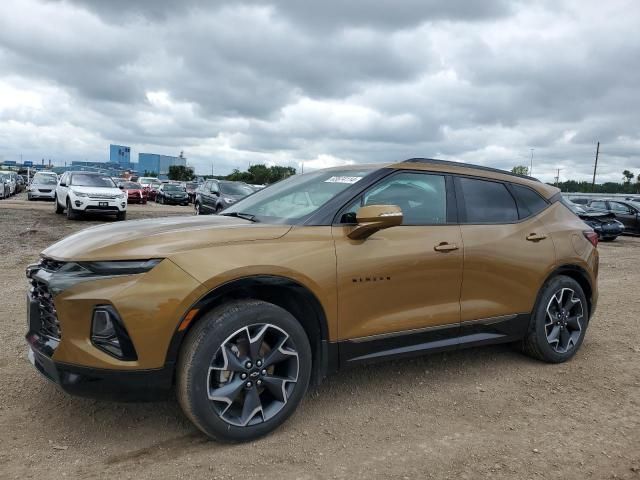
1, 193, 639, 480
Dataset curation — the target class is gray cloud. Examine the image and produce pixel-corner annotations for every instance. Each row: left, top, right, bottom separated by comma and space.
0, 0, 638, 183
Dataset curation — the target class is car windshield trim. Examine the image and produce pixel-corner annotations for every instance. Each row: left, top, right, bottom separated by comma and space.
222, 168, 377, 224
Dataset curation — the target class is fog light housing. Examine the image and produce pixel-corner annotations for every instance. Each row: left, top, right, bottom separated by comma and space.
74, 200, 83, 207
91, 306, 137, 360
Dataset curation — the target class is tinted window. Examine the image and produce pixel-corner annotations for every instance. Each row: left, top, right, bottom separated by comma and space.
511, 184, 548, 218
344, 172, 447, 225
590, 201, 607, 210
220, 182, 254, 196
459, 178, 518, 223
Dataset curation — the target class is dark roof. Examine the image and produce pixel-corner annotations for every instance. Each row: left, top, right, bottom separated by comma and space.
403, 158, 541, 183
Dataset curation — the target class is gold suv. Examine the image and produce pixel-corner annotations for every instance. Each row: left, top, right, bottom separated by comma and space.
25, 159, 599, 442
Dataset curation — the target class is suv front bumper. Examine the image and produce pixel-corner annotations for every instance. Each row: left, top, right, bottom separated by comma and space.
27, 334, 173, 400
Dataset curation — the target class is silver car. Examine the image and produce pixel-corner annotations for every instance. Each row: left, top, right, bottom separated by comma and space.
0, 173, 11, 199
28, 173, 58, 200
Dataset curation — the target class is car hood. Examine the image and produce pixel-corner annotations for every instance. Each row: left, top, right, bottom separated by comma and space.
42, 215, 292, 261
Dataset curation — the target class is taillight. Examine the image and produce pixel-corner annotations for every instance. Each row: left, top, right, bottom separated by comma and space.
583, 230, 598, 248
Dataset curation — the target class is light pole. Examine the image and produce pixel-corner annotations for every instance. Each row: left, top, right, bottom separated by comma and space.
529, 148, 534, 176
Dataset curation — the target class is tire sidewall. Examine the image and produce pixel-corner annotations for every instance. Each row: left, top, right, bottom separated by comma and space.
531, 276, 589, 362
179, 301, 312, 442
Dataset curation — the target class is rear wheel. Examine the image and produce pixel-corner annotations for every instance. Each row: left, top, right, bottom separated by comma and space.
177, 300, 312, 442
522, 275, 588, 363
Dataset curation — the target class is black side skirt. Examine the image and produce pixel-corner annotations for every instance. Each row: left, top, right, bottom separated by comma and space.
339, 313, 530, 366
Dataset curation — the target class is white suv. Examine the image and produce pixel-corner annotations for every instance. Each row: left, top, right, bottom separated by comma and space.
54, 171, 127, 220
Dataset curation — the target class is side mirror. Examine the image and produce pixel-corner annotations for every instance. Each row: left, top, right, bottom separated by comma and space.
119, 185, 124, 189
59, 182, 67, 187
347, 205, 403, 240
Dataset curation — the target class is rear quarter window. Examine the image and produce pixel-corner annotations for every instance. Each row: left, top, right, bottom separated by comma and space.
510, 184, 549, 219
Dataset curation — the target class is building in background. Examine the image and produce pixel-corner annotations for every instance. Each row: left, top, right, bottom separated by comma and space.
138, 152, 186, 179
109, 144, 131, 169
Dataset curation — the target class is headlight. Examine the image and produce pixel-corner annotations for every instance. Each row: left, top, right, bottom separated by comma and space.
70, 190, 89, 197
223, 197, 235, 204
117, 192, 126, 199
79, 259, 162, 275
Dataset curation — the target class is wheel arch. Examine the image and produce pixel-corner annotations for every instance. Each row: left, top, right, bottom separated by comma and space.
540, 264, 594, 318
165, 275, 334, 387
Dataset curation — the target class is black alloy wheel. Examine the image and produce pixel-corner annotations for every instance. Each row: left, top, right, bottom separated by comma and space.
177, 300, 311, 442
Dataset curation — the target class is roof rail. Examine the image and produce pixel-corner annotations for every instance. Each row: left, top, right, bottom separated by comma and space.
403, 158, 541, 182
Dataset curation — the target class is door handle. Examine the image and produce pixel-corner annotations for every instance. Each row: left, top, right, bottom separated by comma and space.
434, 242, 459, 252
526, 233, 547, 242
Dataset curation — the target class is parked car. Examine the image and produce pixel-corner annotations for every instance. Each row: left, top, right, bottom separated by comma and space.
156, 183, 189, 205
118, 181, 147, 204
0, 171, 17, 195
564, 200, 624, 241
194, 180, 254, 215
184, 182, 199, 204
27, 173, 58, 201
567, 197, 592, 205
25, 159, 598, 442
0, 173, 11, 199
587, 199, 640, 234
54, 171, 127, 220
15, 175, 25, 193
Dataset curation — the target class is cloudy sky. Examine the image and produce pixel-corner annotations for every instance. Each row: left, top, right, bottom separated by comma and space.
0, 0, 638, 182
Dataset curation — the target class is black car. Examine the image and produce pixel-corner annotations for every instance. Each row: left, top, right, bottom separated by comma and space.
565, 201, 624, 241
194, 180, 254, 215
587, 199, 640, 234
156, 183, 189, 205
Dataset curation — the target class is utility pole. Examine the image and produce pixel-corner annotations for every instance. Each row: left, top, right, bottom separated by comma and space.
555, 168, 562, 187
591, 141, 600, 192
529, 148, 534, 176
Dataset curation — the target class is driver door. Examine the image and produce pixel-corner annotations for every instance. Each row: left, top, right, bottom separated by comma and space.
332, 172, 463, 362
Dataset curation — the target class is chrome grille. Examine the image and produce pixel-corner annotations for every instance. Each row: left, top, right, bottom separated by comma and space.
89, 194, 117, 200
30, 279, 61, 340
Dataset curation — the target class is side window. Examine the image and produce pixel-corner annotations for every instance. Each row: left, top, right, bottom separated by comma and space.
60, 173, 68, 185
510, 184, 549, 219
459, 178, 518, 223
610, 202, 631, 213
590, 201, 607, 210
343, 172, 447, 225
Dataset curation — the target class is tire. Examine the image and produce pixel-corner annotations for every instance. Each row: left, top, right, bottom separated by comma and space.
116, 211, 127, 221
177, 300, 312, 442
215, 205, 223, 214
521, 275, 589, 363
601, 236, 617, 242
158, 195, 163, 204
54, 196, 64, 214
194, 202, 201, 215
66, 200, 79, 220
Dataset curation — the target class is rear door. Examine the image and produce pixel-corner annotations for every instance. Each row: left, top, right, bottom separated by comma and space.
455, 177, 555, 335
608, 201, 639, 232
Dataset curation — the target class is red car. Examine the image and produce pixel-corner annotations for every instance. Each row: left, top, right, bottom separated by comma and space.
118, 181, 147, 204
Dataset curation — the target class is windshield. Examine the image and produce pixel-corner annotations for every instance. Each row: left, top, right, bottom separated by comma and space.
122, 182, 142, 189
33, 175, 58, 185
164, 184, 185, 191
223, 168, 376, 223
71, 174, 116, 188
220, 182, 254, 196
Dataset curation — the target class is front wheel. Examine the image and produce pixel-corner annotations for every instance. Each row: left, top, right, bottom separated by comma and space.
194, 202, 201, 215
54, 196, 64, 214
116, 211, 127, 221
177, 300, 312, 442
521, 275, 588, 363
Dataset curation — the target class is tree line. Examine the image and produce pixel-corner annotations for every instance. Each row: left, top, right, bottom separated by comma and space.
512, 165, 640, 193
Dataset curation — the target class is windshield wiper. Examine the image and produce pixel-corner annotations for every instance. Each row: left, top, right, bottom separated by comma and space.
220, 212, 259, 222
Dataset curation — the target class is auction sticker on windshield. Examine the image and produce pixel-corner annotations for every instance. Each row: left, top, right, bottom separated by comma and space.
324, 176, 362, 184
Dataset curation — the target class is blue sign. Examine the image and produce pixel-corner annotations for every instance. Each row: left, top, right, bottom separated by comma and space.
23, 161, 33, 167
4, 160, 16, 166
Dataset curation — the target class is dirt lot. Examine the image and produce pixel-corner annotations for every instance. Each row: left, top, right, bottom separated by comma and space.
1, 193, 638, 480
